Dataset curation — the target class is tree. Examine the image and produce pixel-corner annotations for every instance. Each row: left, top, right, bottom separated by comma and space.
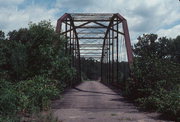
127, 34, 180, 98
7, 28, 30, 43
0, 30, 5, 40
171, 36, 180, 63
126, 34, 180, 120
0, 20, 77, 120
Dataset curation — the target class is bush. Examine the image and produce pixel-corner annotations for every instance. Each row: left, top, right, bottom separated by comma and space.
123, 34, 180, 121
0, 79, 18, 115
0, 20, 77, 120
0, 75, 60, 120
158, 86, 180, 120
16, 75, 60, 113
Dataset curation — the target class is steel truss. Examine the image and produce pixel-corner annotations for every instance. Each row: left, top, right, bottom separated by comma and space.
56, 13, 133, 83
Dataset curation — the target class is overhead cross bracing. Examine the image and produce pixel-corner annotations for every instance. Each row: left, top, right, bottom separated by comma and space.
56, 13, 133, 82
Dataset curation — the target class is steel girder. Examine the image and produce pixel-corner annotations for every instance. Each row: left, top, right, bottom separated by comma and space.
56, 13, 133, 83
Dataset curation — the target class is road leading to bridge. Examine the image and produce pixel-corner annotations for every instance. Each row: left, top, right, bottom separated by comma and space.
51, 81, 170, 122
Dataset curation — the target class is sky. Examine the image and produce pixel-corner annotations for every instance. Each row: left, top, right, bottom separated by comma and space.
0, 0, 180, 44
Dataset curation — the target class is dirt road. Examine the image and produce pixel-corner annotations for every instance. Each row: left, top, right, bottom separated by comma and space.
51, 81, 171, 122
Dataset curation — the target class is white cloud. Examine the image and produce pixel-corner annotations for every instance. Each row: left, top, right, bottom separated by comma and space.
0, 0, 25, 5
0, 2, 58, 34
157, 25, 180, 38
0, 0, 180, 40
55, 0, 180, 40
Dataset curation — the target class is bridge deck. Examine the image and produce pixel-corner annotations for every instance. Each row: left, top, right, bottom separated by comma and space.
51, 81, 169, 122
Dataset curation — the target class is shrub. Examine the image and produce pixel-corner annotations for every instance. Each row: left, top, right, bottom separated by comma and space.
159, 86, 180, 120
0, 79, 18, 115
123, 34, 180, 121
16, 75, 60, 113
0, 76, 61, 121
0, 21, 77, 120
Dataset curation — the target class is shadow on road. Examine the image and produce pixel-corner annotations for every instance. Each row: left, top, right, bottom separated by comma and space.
73, 87, 119, 96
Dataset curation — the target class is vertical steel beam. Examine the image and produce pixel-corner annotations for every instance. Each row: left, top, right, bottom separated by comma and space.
101, 54, 103, 81
70, 23, 72, 56
116, 18, 119, 82
107, 38, 108, 83
65, 19, 68, 54
72, 31, 75, 82
116, 13, 133, 64
67, 14, 81, 81
122, 20, 133, 64
112, 21, 114, 83
73, 32, 75, 67
101, 14, 116, 83
108, 31, 111, 84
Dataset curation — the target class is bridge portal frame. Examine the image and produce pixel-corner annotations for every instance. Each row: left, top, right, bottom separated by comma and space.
56, 13, 133, 83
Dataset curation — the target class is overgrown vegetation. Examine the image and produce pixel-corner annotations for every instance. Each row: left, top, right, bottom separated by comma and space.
0, 21, 76, 121
124, 34, 180, 121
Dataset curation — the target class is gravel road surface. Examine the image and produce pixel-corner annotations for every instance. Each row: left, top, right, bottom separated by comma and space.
51, 81, 171, 122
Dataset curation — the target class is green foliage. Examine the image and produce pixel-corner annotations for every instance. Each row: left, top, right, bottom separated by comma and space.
0, 21, 76, 120
159, 86, 180, 120
16, 75, 59, 113
137, 85, 180, 120
0, 116, 20, 122
0, 76, 60, 121
0, 30, 5, 40
0, 79, 18, 115
8, 28, 30, 43
171, 36, 180, 63
10, 41, 28, 80
124, 34, 180, 121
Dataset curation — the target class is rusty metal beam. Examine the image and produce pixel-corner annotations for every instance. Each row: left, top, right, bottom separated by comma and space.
81, 55, 102, 57
73, 37, 116, 39
67, 19, 111, 22
61, 28, 122, 35
61, 28, 73, 35
116, 18, 119, 82
70, 13, 114, 16
63, 21, 71, 25
81, 54, 102, 55
92, 21, 108, 28
76, 26, 107, 28
67, 14, 81, 81
56, 13, 133, 84
78, 32, 105, 34
79, 49, 103, 50
75, 21, 92, 28
80, 52, 102, 54
56, 13, 69, 33
101, 14, 116, 62
112, 20, 114, 83
112, 21, 121, 27
116, 14, 133, 64
79, 44, 103, 45
111, 28, 124, 35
